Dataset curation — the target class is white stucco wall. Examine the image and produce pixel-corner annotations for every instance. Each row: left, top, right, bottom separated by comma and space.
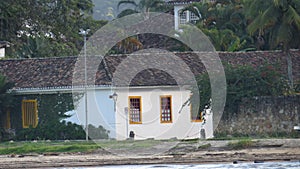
115, 86, 213, 140
75, 88, 116, 138
174, 6, 183, 30
75, 86, 214, 140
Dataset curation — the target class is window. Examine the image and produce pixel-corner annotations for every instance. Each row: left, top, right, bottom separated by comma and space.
160, 96, 172, 123
190, 12, 199, 24
129, 96, 142, 124
179, 11, 187, 25
22, 100, 38, 128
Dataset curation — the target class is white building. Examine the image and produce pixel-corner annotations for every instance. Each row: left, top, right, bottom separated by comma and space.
167, 0, 216, 30
0, 52, 214, 140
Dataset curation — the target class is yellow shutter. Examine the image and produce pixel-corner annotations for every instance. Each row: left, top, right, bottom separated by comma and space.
22, 100, 38, 128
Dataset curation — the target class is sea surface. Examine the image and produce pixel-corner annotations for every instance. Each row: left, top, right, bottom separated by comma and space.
59, 161, 300, 169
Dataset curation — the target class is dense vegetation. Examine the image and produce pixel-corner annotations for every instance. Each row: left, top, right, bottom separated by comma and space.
0, 0, 107, 58
192, 64, 290, 115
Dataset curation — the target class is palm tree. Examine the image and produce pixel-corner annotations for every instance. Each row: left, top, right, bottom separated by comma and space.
246, 0, 300, 89
180, 1, 254, 51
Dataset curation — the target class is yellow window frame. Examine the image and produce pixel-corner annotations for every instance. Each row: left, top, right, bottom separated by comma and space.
128, 96, 142, 124
22, 99, 38, 128
160, 95, 172, 123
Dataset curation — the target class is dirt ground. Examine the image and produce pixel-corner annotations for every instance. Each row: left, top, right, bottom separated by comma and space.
0, 139, 300, 169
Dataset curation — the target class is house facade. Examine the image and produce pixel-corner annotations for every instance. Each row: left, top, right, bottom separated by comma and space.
0, 53, 215, 140
114, 86, 213, 140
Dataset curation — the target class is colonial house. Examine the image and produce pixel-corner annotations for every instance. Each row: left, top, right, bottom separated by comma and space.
0, 50, 299, 140
0, 52, 215, 140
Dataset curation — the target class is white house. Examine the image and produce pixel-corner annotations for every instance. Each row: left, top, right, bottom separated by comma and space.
167, 0, 216, 30
74, 53, 214, 140
0, 52, 214, 140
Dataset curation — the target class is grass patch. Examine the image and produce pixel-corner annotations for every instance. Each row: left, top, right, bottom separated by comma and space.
0, 141, 101, 155
95, 139, 167, 149
198, 143, 211, 149
227, 139, 254, 150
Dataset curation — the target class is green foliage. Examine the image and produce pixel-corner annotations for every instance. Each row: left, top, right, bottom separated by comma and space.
0, 0, 107, 58
0, 74, 15, 116
0, 74, 15, 141
227, 139, 254, 149
16, 121, 86, 141
245, 0, 300, 51
88, 124, 110, 139
14, 93, 83, 140
181, 0, 255, 51
192, 64, 289, 114
13, 93, 110, 140
295, 82, 300, 93
0, 141, 100, 155
197, 143, 211, 149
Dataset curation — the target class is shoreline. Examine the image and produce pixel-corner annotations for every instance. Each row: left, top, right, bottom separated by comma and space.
0, 139, 299, 168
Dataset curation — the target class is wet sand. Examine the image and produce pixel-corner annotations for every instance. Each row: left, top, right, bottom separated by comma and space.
0, 139, 299, 169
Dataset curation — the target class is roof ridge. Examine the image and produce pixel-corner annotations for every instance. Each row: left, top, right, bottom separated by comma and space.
0, 56, 77, 61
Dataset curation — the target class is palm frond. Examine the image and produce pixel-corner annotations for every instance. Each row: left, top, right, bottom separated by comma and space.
286, 6, 300, 30
261, 5, 280, 25
247, 13, 264, 35
276, 23, 292, 47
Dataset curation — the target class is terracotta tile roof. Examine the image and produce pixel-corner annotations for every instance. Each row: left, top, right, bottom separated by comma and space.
0, 50, 299, 91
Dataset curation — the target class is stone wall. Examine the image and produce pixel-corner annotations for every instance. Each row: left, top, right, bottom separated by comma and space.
216, 95, 300, 137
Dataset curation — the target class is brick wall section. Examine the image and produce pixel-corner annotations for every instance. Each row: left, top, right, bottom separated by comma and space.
216, 95, 300, 136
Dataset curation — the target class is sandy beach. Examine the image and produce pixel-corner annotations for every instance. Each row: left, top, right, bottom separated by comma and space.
0, 139, 299, 169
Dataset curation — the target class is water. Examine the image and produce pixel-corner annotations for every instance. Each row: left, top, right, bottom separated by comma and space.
59, 161, 300, 169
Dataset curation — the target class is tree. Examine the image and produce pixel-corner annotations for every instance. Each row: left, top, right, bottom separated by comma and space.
0, 74, 15, 141
181, 0, 255, 51
0, 74, 15, 119
246, 0, 300, 89
0, 0, 107, 58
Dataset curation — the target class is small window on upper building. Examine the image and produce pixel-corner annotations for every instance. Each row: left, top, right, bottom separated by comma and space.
179, 10, 187, 25
190, 12, 199, 24
22, 100, 38, 128
160, 95, 172, 123
129, 96, 142, 124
